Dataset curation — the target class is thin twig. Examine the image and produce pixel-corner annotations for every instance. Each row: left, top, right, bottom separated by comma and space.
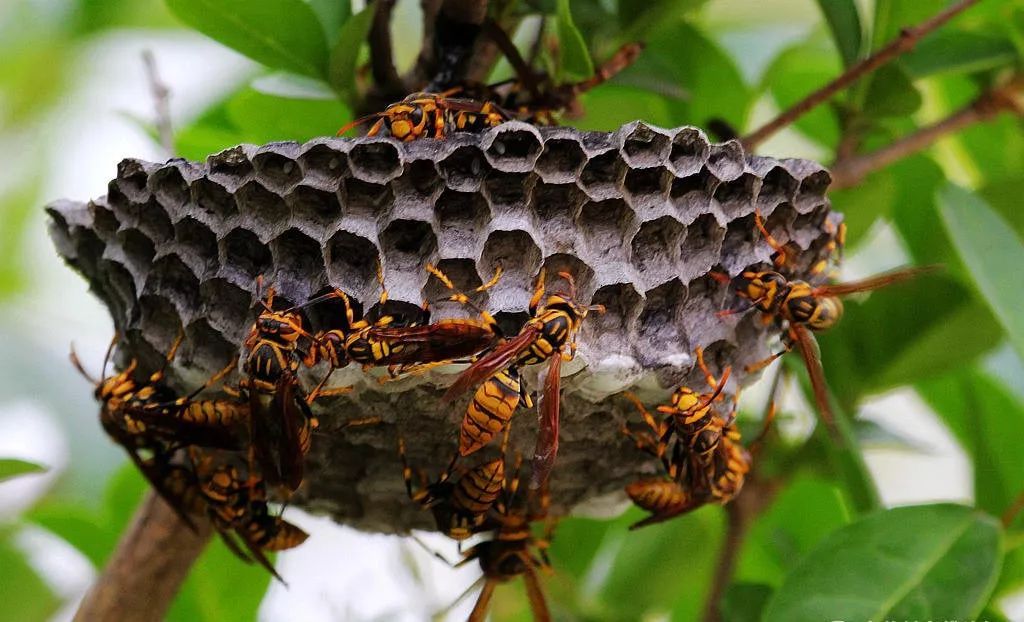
831, 79, 1023, 189
142, 50, 174, 158
701, 477, 780, 622
741, 0, 980, 151
368, 0, 405, 98
74, 491, 212, 622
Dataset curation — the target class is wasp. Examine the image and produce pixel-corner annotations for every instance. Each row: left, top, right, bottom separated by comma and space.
306, 264, 502, 398
714, 209, 938, 440
71, 334, 245, 527
428, 454, 555, 622
443, 269, 603, 489
338, 90, 511, 141
236, 278, 324, 493
398, 429, 513, 542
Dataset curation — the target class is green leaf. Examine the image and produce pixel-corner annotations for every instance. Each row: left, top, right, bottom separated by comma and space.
165, 0, 328, 78
0, 177, 41, 299
305, 0, 350, 43
861, 64, 922, 119
764, 504, 1003, 622
326, 6, 374, 101
0, 458, 45, 482
720, 583, 773, 622
828, 166, 896, 244
169, 537, 273, 621
555, 0, 595, 82
227, 88, 349, 144
575, 84, 675, 131
903, 30, 1020, 78
761, 35, 842, 146
938, 183, 1024, 361
0, 535, 60, 622
818, 273, 1002, 407
615, 0, 709, 45
816, 0, 863, 67
980, 178, 1024, 240
251, 72, 336, 100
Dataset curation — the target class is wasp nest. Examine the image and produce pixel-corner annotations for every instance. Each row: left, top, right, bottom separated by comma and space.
48, 121, 837, 532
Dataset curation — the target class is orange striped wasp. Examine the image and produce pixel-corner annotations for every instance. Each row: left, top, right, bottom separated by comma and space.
714, 209, 939, 441
443, 269, 603, 489
338, 90, 511, 141
398, 429, 512, 542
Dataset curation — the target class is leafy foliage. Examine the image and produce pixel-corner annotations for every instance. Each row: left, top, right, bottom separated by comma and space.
2, 0, 1023, 620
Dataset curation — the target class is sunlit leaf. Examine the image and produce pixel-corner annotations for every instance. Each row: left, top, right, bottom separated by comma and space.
0, 534, 60, 622
0, 458, 46, 482
251, 72, 336, 100
816, 0, 863, 67
165, 0, 328, 78
326, 6, 374, 102
169, 538, 273, 622
305, 0, 351, 43
764, 504, 1003, 622
720, 582, 773, 622
938, 183, 1024, 361
761, 35, 842, 146
903, 30, 1019, 78
555, 0, 595, 82
227, 88, 349, 144
862, 64, 921, 119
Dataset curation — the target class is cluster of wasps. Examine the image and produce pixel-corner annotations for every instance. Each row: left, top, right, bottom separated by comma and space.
73, 38, 936, 619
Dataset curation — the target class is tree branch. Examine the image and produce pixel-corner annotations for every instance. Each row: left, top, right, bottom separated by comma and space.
830, 79, 1023, 189
741, 0, 981, 151
142, 50, 174, 158
368, 0, 405, 98
74, 491, 212, 622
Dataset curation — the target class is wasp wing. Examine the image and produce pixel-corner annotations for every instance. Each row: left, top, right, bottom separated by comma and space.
530, 354, 562, 491
249, 388, 284, 489
813, 265, 940, 297
274, 374, 307, 492
442, 327, 540, 402
369, 321, 497, 364
792, 324, 841, 444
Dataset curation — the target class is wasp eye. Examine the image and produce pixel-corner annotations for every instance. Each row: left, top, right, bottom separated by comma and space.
409, 106, 424, 125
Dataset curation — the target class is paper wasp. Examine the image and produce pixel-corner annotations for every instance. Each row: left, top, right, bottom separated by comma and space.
337, 90, 511, 141
306, 263, 502, 396
714, 209, 938, 440
443, 269, 603, 490
71, 334, 246, 528
398, 429, 512, 542
426, 453, 554, 622
237, 277, 322, 493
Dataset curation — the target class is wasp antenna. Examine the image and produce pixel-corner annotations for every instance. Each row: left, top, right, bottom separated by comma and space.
69, 345, 98, 384
337, 112, 382, 137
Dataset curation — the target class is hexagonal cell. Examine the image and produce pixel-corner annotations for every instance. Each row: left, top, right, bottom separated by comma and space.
287, 184, 342, 230
433, 190, 491, 256
148, 164, 191, 219
143, 253, 200, 316
790, 202, 832, 250
138, 293, 184, 356
191, 177, 238, 221
117, 228, 156, 274
719, 214, 763, 274
669, 127, 711, 177
421, 257, 487, 318
92, 202, 119, 239
399, 159, 443, 198
758, 166, 799, 209
578, 150, 626, 200
482, 172, 535, 212
630, 215, 684, 285
623, 166, 670, 212
540, 253, 596, 301
207, 145, 254, 181
619, 123, 671, 169
762, 202, 797, 244
679, 213, 726, 283
349, 141, 403, 183
670, 168, 718, 222
438, 145, 487, 192
298, 142, 349, 182
797, 169, 833, 206
235, 180, 290, 238
221, 228, 272, 282
97, 258, 138, 325
577, 198, 635, 262
325, 230, 380, 301
705, 141, 745, 183
483, 124, 543, 172
269, 228, 328, 302
116, 159, 153, 202
342, 178, 394, 221
581, 282, 643, 351
681, 274, 734, 347
182, 318, 236, 372
379, 218, 437, 271
253, 147, 303, 192
688, 339, 737, 388
174, 216, 219, 276
535, 138, 587, 182
636, 279, 688, 367
480, 230, 543, 312
199, 277, 252, 342
136, 198, 175, 244
713, 172, 760, 219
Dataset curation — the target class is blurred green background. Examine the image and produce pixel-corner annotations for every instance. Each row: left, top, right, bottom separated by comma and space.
1, 0, 1024, 620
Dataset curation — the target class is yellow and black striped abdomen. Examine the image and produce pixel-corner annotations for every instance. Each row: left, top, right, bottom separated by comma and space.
625, 478, 691, 513
256, 516, 309, 551
452, 458, 504, 515
180, 399, 249, 430
460, 368, 526, 456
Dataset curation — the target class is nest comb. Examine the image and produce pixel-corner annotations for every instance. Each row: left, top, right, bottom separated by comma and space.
48, 121, 838, 532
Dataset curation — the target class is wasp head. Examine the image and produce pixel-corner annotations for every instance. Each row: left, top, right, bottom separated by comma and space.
382, 101, 428, 141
